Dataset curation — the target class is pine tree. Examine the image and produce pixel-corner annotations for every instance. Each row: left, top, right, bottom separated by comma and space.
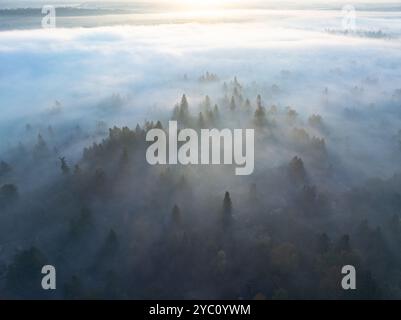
179, 94, 189, 122
73, 164, 81, 176
213, 104, 220, 118
103, 228, 119, 253
244, 98, 251, 111
256, 94, 262, 109
172, 204, 182, 227
254, 104, 267, 127
204, 95, 211, 110
172, 104, 180, 120
5, 247, 47, 298
155, 120, 163, 129
249, 183, 257, 201
230, 96, 236, 111
288, 156, 306, 185
0, 160, 12, 176
0, 184, 19, 207
120, 147, 129, 171
222, 191, 232, 226
317, 233, 331, 254
198, 112, 205, 129
33, 134, 49, 159
336, 234, 351, 252
59, 157, 70, 175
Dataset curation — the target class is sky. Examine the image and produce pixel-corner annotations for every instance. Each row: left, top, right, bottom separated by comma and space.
2, 0, 401, 9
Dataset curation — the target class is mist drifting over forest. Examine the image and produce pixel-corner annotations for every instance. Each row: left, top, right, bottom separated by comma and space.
1, 1, 401, 299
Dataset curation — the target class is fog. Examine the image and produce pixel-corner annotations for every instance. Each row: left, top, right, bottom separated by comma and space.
1, 4, 401, 299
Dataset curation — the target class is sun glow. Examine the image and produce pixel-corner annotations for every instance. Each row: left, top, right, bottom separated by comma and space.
174, 0, 238, 11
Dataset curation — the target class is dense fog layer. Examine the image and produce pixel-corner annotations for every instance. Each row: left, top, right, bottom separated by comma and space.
1, 4, 401, 299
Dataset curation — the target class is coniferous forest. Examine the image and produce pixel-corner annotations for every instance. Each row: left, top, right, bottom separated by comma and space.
1, 75, 401, 299
1, 1, 401, 300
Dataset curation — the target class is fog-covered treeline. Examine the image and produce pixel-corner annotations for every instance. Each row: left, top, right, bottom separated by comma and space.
1, 72, 401, 299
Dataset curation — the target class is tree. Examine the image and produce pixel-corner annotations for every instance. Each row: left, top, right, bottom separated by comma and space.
213, 104, 220, 119
155, 120, 163, 129
59, 157, 70, 175
308, 114, 324, 129
271, 243, 299, 274
222, 191, 232, 226
94, 168, 106, 191
119, 148, 129, 172
63, 275, 84, 299
48, 125, 54, 136
336, 234, 351, 252
317, 233, 331, 254
256, 94, 262, 109
178, 94, 189, 123
249, 183, 257, 201
198, 112, 205, 129
69, 207, 93, 237
172, 204, 182, 227
0, 184, 18, 207
33, 134, 49, 159
230, 96, 236, 111
254, 95, 267, 127
102, 228, 119, 254
397, 129, 401, 151
172, 104, 180, 120
73, 164, 82, 176
5, 247, 47, 298
0, 160, 12, 176
286, 107, 298, 124
244, 98, 251, 112
268, 105, 277, 114
204, 95, 211, 110
288, 156, 306, 185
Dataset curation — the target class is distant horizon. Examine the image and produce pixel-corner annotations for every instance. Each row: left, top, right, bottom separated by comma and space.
2, 0, 401, 10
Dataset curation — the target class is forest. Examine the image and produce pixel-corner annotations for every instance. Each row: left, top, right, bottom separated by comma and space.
1, 72, 401, 299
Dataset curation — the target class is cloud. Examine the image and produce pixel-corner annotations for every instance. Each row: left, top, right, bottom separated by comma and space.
0, 10, 401, 178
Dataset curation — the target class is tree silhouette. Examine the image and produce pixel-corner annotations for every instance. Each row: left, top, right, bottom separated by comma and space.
222, 191, 233, 227
59, 157, 70, 175
230, 96, 236, 111
288, 156, 306, 185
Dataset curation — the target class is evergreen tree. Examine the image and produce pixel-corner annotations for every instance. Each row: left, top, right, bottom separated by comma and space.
222, 191, 232, 226
69, 207, 93, 237
244, 98, 251, 112
103, 228, 119, 253
249, 183, 257, 201
254, 95, 267, 126
120, 147, 129, 171
5, 247, 47, 298
73, 164, 81, 176
204, 95, 211, 110
317, 233, 331, 254
63, 275, 84, 299
256, 94, 262, 109
0, 160, 12, 176
213, 104, 220, 119
179, 94, 189, 122
198, 112, 205, 129
230, 96, 236, 111
288, 156, 306, 185
172, 204, 182, 227
59, 157, 70, 175
155, 120, 163, 129
336, 234, 351, 252
0, 184, 19, 207
33, 134, 49, 159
